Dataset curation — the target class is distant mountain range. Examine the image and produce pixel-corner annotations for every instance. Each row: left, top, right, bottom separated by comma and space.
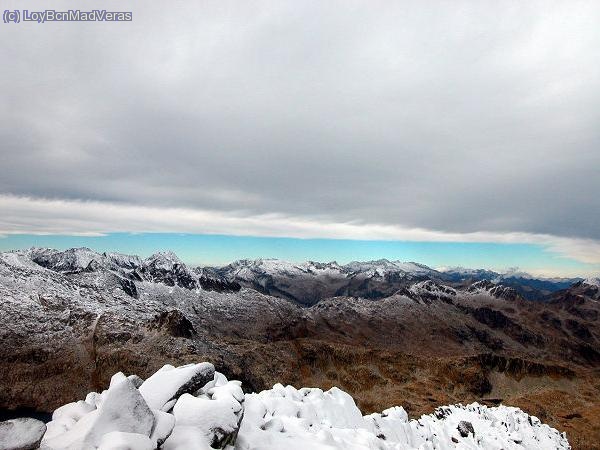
4, 247, 585, 306
0, 247, 599, 447
207, 257, 581, 304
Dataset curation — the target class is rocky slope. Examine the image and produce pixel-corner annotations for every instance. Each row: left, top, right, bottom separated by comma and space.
0, 248, 598, 448
0, 362, 571, 449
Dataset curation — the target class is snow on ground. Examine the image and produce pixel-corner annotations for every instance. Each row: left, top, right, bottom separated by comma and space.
238, 383, 569, 450
3, 362, 566, 450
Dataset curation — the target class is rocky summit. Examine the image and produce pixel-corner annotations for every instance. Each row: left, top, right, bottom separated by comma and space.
0, 362, 570, 450
0, 248, 599, 448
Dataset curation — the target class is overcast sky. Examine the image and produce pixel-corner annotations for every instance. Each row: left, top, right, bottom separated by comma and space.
1, 1, 599, 272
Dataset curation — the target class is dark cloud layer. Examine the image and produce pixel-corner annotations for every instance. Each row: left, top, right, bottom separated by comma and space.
1, 1, 599, 240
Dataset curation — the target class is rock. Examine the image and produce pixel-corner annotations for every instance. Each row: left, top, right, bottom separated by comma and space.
32, 362, 571, 450
198, 275, 241, 293
0, 418, 46, 450
457, 420, 475, 437
118, 277, 138, 298
148, 310, 196, 338
139, 363, 215, 410
44, 416, 76, 441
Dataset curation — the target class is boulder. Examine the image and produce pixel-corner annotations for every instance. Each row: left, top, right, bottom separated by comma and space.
163, 380, 244, 449
457, 420, 475, 437
139, 363, 215, 410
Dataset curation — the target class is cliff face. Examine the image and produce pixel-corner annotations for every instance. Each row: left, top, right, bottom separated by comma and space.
1, 249, 599, 448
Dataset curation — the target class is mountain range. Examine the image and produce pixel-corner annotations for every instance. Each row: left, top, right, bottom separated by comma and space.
207, 257, 581, 304
0, 247, 599, 448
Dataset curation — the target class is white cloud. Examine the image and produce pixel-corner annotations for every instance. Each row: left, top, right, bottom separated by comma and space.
2, 194, 599, 265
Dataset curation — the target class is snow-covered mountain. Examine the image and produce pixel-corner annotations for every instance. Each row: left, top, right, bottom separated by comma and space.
1, 248, 598, 446
5, 362, 569, 450
214, 258, 580, 304
213, 258, 446, 305
5, 248, 579, 305
583, 277, 600, 288
395, 280, 457, 304
551, 277, 600, 303
1, 247, 241, 296
439, 266, 581, 301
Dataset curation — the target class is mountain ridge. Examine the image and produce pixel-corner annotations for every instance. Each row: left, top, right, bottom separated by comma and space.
1, 247, 599, 448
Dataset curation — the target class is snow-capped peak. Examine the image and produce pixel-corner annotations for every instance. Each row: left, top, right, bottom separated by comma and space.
583, 277, 600, 287
224, 258, 346, 278
143, 251, 184, 270
344, 259, 435, 277
29, 247, 103, 273
103, 252, 142, 270
401, 280, 457, 303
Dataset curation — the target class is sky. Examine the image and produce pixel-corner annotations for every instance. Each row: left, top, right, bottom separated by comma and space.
0, 232, 592, 276
1, 1, 599, 276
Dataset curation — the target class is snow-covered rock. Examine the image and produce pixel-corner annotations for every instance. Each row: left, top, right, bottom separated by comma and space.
238, 384, 570, 450
139, 363, 215, 410
40, 364, 238, 450
466, 280, 521, 301
0, 417, 46, 450
15, 362, 573, 450
52, 401, 95, 423
164, 380, 244, 449
139, 252, 200, 289
42, 378, 154, 450
29, 247, 103, 273
85, 378, 155, 447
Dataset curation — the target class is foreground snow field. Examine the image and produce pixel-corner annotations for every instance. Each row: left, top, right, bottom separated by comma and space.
0, 362, 570, 450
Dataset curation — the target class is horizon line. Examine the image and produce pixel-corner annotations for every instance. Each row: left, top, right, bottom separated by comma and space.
1, 235, 597, 279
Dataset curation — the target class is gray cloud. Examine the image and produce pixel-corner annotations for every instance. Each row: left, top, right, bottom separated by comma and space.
1, 0, 599, 241
3, 194, 600, 267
